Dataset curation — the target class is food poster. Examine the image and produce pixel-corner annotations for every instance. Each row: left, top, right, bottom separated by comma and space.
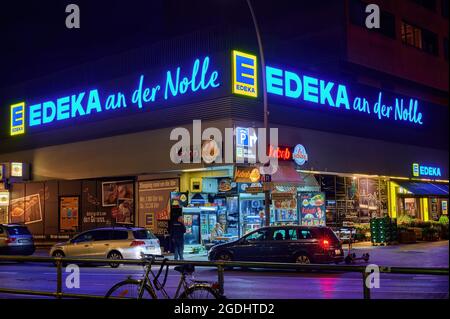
138, 179, 179, 231
170, 192, 188, 207
102, 181, 134, 224
59, 196, 79, 231
9, 194, 43, 224
298, 192, 326, 226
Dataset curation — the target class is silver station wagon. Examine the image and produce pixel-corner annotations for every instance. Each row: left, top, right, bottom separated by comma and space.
50, 227, 161, 267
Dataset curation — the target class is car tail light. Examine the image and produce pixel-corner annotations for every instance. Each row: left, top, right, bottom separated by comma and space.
5, 238, 16, 244
130, 240, 146, 247
321, 239, 330, 249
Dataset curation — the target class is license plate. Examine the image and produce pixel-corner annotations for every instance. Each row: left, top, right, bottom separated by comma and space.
146, 246, 155, 250
335, 249, 341, 255
18, 239, 30, 244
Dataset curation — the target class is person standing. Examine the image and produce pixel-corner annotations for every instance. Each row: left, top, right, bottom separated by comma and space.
170, 216, 186, 260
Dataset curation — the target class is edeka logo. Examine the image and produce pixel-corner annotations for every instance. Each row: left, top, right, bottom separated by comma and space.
412, 163, 442, 178
10, 102, 25, 136
232, 50, 257, 97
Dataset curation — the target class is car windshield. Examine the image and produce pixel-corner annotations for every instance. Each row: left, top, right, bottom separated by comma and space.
6, 226, 31, 236
133, 229, 156, 240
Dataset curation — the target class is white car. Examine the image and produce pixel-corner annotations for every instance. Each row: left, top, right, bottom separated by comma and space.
50, 227, 161, 267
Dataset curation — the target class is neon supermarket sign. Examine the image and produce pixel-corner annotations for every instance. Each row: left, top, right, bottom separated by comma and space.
10, 50, 427, 136
10, 56, 220, 136
232, 50, 424, 126
412, 163, 442, 178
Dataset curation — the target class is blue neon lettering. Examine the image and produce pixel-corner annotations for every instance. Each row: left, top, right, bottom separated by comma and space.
56, 96, 70, 120
42, 101, 56, 124
335, 85, 350, 109
71, 92, 86, 117
266, 66, 283, 95
85, 89, 102, 114
165, 57, 219, 99
285, 71, 302, 98
395, 98, 423, 124
319, 80, 335, 106
303, 76, 319, 103
29, 104, 41, 126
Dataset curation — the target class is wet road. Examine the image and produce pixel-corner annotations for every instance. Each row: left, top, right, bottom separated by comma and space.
0, 241, 448, 299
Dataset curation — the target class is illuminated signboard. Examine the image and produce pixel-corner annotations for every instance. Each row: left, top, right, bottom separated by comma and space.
10, 162, 24, 177
268, 144, 308, 166
10, 102, 25, 136
266, 66, 423, 125
412, 163, 442, 178
232, 50, 257, 97
9, 56, 220, 135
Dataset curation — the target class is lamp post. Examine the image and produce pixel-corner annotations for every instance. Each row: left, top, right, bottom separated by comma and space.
245, 0, 271, 227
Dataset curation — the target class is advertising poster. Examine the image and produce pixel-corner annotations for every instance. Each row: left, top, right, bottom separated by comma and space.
9, 194, 43, 224
102, 181, 134, 206
170, 192, 188, 207
101, 180, 134, 224
299, 192, 326, 226
138, 179, 179, 231
59, 196, 79, 231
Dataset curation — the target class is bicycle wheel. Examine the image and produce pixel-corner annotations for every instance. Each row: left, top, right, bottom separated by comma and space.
105, 279, 157, 299
179, 285, 222, 299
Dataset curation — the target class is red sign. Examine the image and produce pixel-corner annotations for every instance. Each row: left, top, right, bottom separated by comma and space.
268, 145, 292, 161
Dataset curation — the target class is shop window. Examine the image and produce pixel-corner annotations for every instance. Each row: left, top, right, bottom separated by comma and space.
349, 0, 396, 38
401, 21, 439, 55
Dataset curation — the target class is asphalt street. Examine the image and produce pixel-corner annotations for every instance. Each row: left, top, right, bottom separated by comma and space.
0, 241, 448, 299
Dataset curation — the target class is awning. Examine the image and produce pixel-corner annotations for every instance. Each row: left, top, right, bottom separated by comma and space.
270, 162, 303, 183
396, 181, 449, 196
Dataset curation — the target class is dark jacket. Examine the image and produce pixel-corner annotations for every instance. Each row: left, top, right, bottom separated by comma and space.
170, 220, 186, 243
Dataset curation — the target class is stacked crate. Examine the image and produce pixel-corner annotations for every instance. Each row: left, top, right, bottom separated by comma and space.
370, 217, 398, 245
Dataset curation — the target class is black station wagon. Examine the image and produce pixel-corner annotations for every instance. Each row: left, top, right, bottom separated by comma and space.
208, 226, 344, 264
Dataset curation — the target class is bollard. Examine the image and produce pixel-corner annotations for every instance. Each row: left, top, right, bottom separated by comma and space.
217, 264, 225, 295
56, 259, 63, 299
362, 271, 371, 299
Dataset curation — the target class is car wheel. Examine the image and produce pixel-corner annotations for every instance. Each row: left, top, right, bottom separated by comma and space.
294, 254, 311, 270
107, 251, 123, 268
216, 251, 233, 270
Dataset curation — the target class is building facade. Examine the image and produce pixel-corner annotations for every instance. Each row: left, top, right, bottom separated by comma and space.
0, 0, 448, 248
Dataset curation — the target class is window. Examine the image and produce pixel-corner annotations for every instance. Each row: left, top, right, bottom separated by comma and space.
272, 229, 286, 241
298, 230, 313, 239
288, 229, 298, 241
444, 38, 449, 61
6, 226, 31, 236
72, 231, 94, 243
91, 230, 110, 241
245, 229, 270, 241
411, 0, 437, 11
443, 0, 449, 18
133, 229, 156, 240
112, 230, 129, 240
349, 0, 396, 39
401, 21, 438, 55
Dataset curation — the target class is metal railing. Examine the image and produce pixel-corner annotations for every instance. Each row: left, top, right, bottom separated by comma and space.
0, 255, 448, 299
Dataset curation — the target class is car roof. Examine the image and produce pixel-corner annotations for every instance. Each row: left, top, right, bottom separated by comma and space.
84, 226, 146, 231
259, 225, 327, 230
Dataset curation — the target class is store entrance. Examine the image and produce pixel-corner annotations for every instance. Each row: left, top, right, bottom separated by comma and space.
183, 212, 200, 245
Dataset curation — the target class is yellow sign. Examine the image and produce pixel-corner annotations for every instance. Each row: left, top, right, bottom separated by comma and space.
10, 102, 25, 136
232, 50, 257, 97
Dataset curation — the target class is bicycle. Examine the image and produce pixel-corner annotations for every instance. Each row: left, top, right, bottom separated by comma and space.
105, 254, 224, 299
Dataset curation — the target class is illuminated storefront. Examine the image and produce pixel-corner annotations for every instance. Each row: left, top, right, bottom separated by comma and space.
0, 36, 447, 247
